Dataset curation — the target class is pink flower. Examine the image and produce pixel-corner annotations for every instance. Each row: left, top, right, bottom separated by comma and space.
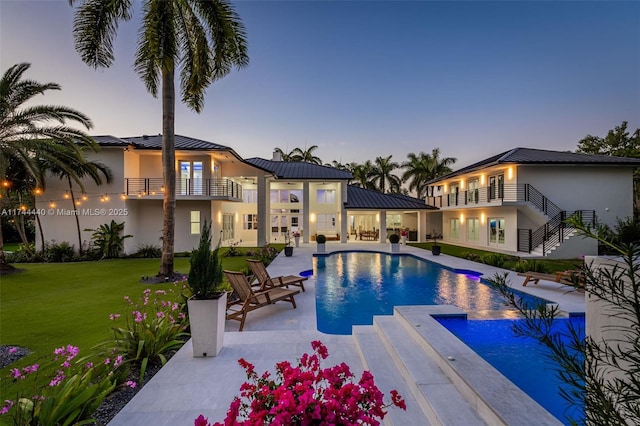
194, 414, 210, 426
125, 380, 137, 389
1, 400, 14, 415
104, 358, 111, 365
86, 362, 94, 369
109, 313, 121, 321
49, 371, 65, 387
10, 368, 22, 380
114, 355, 124, 367
8, 347, 17, 354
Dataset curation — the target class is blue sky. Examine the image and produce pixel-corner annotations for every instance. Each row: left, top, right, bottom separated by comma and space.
1, 1, 638, 169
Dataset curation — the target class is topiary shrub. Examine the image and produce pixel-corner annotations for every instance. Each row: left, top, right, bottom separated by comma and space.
316, 234, 327, 244
389, 234, 400, 244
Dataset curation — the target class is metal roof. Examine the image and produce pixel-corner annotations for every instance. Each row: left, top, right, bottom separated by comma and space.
121, 134, 233, 151
428, 147, 640, 183
345, 185, 435, 210
244, 158, 353, 180
91, 135, 130, 146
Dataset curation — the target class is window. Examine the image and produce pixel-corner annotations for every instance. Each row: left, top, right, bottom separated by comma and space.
270, 189, 303, 204
317, 214, 336, 231
450, 218, 459, 239
180, 161, 203, 195
317, 189, 335, 204
468, 218, 480, 242
243, 189, 257, 203
243, 214, 258, 230
489, 218, 505, 245
190, 211, 201, 234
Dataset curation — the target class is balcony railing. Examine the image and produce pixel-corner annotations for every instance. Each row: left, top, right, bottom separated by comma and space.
125, 178, 242, 200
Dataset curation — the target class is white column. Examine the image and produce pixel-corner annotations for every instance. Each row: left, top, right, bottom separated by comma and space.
379, 209, 387, 242
340, 182, 348, 243
257, 175, 267, 247
303, 181, 310, 243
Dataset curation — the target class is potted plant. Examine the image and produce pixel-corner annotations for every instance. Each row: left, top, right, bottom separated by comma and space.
389, 233, 400, 252
431, 230, 441, 256
186, 220, 227, 357
400, 228, 408, 245
316, 234, 326, 253
284, 233, 294, 257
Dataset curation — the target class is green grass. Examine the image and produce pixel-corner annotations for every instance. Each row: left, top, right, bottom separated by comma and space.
408, 242, 582, 273
0, 248, 277, 407
2, 242, 21, 252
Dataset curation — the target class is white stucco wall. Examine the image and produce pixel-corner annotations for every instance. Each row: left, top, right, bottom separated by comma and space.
442, 207, 519, 252
517, 165, 634, 228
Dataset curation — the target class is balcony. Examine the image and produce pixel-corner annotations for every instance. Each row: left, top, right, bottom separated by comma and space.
125, 178, 242, 201
426, 184, 545, 210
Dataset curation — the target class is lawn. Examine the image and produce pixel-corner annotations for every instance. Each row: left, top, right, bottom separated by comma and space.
0, 249, 262, 408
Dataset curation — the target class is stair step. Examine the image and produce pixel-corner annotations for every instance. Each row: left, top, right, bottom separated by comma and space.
353, 326, 433, 425
372, 316, 487, 426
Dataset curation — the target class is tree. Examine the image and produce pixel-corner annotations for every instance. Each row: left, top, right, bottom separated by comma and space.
426, 148, 456, 180
487, 215, 640, 425
350, 160, 375, 189
370, 155, 401, 193
0, 63, 95, 272
70, 0, 249, 277
576, 121, 640, 216
273, 147, 294, 162
401, 151, 432, 199
290, 145, 322, 164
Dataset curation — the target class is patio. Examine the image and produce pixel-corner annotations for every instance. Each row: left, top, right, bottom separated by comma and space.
108, 242, 584, 425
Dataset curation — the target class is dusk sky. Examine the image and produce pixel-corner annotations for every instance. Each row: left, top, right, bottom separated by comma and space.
1, 1, 639, 169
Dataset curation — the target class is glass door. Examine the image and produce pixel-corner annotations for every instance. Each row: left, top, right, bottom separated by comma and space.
179, 161, 204, 195
488, 218, 505, 246
180, 161, 190, 195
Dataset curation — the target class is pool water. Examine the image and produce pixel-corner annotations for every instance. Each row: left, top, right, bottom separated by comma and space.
437, 316, 585, 424
315, 252, 540, 335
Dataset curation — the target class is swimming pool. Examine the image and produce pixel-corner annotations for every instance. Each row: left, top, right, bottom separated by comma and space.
314, 251, 544, 335
437, 316, 585, 424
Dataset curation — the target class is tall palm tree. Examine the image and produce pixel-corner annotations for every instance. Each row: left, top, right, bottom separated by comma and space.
0, 62, 95, 272
370, 155, 401, 194
427, 148, 456, 180
350, 160, 375, 189
401, 151, 432, 199
290, 145, 322, 164
70, 0, 249, 277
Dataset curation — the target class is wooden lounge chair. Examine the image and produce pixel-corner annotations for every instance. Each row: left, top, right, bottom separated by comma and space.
518, 270, 585, 288
224, 270, 300, 331
247, 259, 307, 292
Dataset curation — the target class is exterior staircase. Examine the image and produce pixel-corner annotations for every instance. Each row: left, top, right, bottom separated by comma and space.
351, 306, 561, 425
517, 184, 595, 256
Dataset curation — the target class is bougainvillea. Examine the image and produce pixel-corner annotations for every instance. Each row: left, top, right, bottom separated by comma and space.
195, 340, 406, 426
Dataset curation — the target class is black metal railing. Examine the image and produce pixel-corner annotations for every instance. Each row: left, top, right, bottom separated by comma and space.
125, 178, 242, 199
518, 210, 596, 254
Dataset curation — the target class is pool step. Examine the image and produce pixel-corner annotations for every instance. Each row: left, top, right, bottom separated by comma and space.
393, 306, 562, 426
354, 316, 487, 426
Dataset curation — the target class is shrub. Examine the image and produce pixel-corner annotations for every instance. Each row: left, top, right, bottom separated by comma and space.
513, 259, 547, 273
5, 243, 42, 263
133, 244, 162, 258
85, 220, 132, 259
316, 234, 327, 244
463, 252, 483, 263
199, 340, 406, 425
188, 220, 224, 300
105, 282, 189, 383
224, 240, 242, 257
44, 241, 76, 263
614, 216, 640, 244
389, 234, 400, 244
245, 246, 279, 266
1, 344, 121, 425
482, 253, 508, 267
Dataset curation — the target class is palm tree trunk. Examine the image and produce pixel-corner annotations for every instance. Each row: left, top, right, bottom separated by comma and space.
35, 213, 45, 256
67, 176, 83, 255
159, 68, 176, 277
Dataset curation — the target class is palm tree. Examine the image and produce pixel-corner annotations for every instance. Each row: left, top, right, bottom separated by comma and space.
350, 161, 375, 189
290, 145, 322, 164
401, 151, 432, 199
0, 63, 95, 272
273, 147, 295, 161
427, 148, 456, 180
70, 0, 249, 277
370, 155, 401, 193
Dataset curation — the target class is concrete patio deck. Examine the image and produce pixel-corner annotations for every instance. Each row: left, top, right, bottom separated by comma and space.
108, 242, 585, 425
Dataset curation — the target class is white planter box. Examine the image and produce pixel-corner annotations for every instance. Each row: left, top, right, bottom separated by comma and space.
187, 293, 227, 357
317, 243, 326, 253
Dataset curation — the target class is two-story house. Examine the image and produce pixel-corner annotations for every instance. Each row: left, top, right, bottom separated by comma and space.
35, 134, 433, 253
425, 148, 640, 258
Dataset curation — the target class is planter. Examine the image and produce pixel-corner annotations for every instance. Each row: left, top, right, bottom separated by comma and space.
390, 243, 400, 253
284, 246, 294, 257
187, 293, 227, 357
317, 242, 325, 253
294, 236, 300, 248
431, 245, 441, 256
